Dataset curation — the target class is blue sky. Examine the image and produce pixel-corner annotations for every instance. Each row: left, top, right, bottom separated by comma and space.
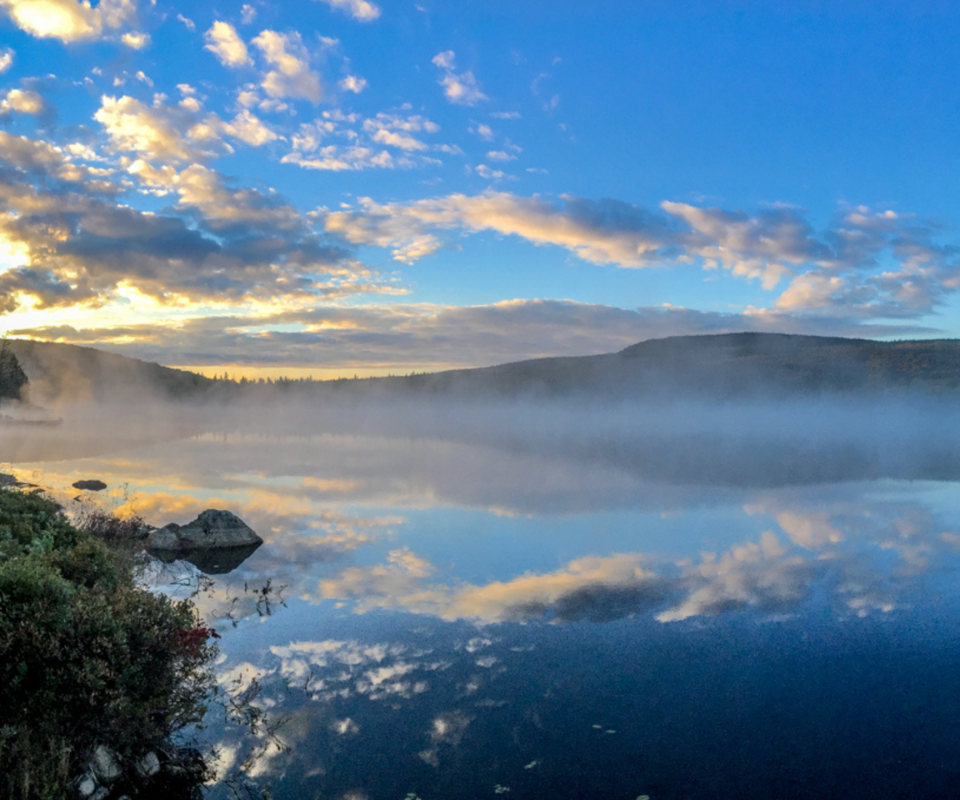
1, 0, 959, 375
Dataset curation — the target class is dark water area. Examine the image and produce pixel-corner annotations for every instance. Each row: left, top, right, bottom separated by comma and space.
5, 400, 960, 799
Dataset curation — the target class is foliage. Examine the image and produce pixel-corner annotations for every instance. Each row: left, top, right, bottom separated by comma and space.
0, 339, 29, 402
0, 489, 218, 799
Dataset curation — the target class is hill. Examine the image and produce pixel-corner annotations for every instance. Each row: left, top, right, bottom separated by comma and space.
6, 339, 219, 405
387, 333, 960, 398
6, 333, 960, 406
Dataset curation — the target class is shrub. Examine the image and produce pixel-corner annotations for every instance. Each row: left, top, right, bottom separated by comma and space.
0, 489, 218, 799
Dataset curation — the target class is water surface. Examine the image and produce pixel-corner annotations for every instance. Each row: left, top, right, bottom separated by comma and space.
5, 402, 960, 799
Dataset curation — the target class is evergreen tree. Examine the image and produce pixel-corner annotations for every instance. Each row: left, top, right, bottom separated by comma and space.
0, 340, 29, 402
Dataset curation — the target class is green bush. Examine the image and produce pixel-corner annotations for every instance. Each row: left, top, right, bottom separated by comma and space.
0, 489, 217, 799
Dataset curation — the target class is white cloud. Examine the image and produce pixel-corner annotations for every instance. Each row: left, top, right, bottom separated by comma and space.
432, 50, 487, 106
339, 74, 367, 93
225, 109, 279, 147
0, 48, 14, 73
475, 164, 509, 181
322, 192, 960, 321
253, 29, 322, 104
315, 0, 380, 21
204, 21, 251, 68
95, 94, 195, 162
240, 3, 256, 24
281, 111, 446, 172
282, 145, 393, 172
176, 13, 194, 30
0, 0, 138, 43
121, 30, 149, 48
0, 88, 45, 116
431, 50, 455, 70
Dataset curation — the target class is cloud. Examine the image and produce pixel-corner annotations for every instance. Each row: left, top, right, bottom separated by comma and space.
205, 21, 251, 68
323, 192, 679, 265
95, 95, 197, 162
322, 192, 960, 321
240, 4, 256, 24
95, 94, 278, 166
121, 30, 148, 48
0, 88, 46, 116
432, 50, 487, 106
176, 13, 194, 30
281, 110, 446, 172
315, 0, 380, 22
339, 74, 367, 93
253, 30, 322, 104
0, 0, 138, 43
0, 48, 13, 73
223, 109, 280, 147
0, 129, 392, 318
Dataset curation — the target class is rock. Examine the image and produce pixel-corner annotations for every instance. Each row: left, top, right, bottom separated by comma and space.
75, 773, 98, 798
91, 744, 122, 783
136, 751, 161, 779
0, 473, 17, 486
90, 789, 109, 800
147, 509, 263, 552
72, 479, 107, 491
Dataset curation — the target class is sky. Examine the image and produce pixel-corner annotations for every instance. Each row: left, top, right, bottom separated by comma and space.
1, 0, 960, 377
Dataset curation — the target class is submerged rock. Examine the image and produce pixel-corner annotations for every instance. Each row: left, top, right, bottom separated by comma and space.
148, 509, 263, 551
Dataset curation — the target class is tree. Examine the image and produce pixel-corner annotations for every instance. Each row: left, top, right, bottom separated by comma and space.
0, 339, 29, 404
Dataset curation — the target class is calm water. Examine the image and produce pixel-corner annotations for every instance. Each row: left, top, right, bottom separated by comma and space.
5, 402, 960, 799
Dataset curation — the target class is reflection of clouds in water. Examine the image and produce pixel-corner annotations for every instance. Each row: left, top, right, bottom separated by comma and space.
319, 551, 667, 621
269, 639, 434, 702
657, 531, 815, 622
420, 710, 473, 768
310, 495, 960, 624
5, 427, 697, 520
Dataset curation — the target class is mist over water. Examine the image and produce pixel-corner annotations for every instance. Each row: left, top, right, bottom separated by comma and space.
5, 391, 960, 798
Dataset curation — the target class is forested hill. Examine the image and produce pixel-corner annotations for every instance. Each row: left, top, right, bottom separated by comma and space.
8, 333, 960, 405
391, 333, 960, 398
7, 339, 218, 404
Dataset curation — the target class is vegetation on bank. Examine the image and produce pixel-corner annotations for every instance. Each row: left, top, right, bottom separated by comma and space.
0, 340, 28, 403
0, 488, 218, 799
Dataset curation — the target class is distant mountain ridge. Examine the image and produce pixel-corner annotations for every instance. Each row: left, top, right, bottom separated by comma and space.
8, 332, 960, 404
389, 332, 960, 398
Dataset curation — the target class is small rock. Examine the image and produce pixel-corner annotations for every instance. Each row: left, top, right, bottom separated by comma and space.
75, 773, 97, 798
91, 744, 122, 783
136, 751, 160, 779
90, 789, 109, 800
73, 479, 107, 491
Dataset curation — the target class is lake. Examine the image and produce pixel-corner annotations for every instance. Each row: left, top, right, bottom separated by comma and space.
5, 397, 960, 799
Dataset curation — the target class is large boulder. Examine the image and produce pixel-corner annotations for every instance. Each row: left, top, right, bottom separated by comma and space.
147, 509, 263, 551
